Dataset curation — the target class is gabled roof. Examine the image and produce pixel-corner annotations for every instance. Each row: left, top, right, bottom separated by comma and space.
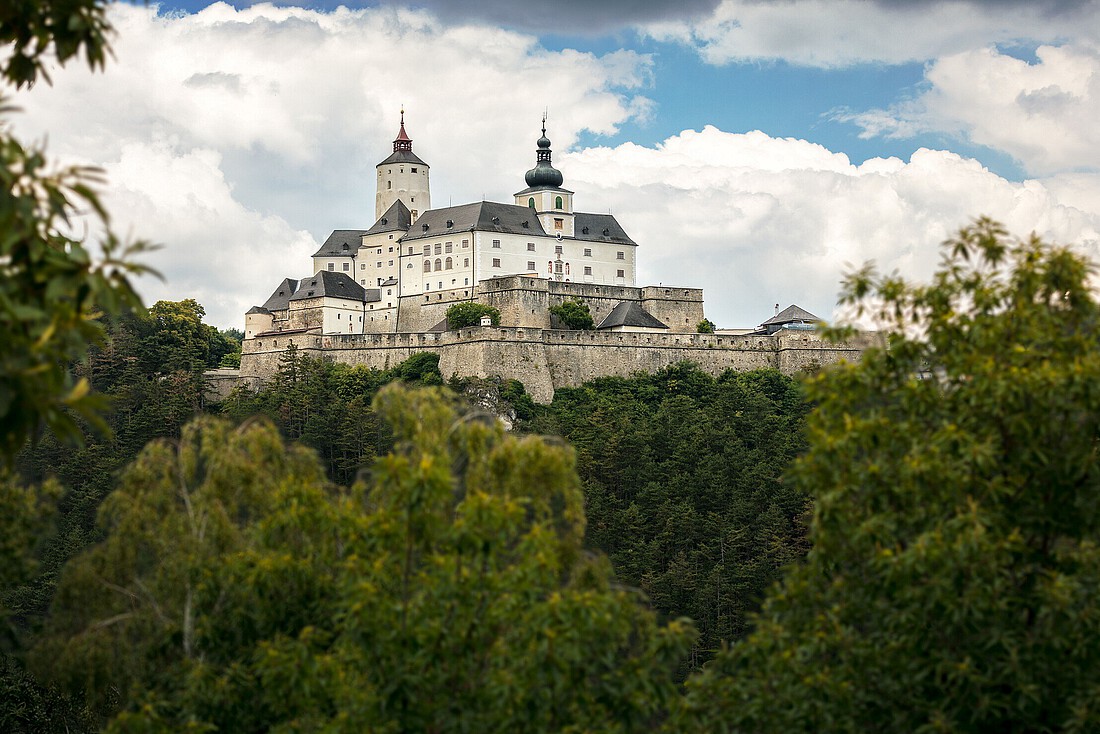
400, 201, 548, 242
574, 213, 636, 246
312, 229, 370, 258
260, 278, 300, 311
377, 150, 427, 167
597, 301, 669, 330
246, 305, 271, 315
289, 271, 368, 302
364, 200, 412, 237
761, 304, 821, 327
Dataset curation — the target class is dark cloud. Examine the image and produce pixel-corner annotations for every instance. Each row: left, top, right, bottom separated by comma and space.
373, 0, 723, 34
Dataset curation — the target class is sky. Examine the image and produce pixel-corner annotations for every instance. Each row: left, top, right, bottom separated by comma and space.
9, 0, 1100, 329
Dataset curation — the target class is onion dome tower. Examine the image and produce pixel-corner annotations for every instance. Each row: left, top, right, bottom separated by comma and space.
514, 113, 575, 238
376, 108, 430, 222
524, 116, 564, 189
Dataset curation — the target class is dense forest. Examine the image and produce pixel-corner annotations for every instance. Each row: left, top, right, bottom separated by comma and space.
5, 4, 1100, 730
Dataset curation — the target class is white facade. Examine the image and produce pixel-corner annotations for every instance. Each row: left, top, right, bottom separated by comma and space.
376, 162, 429, 223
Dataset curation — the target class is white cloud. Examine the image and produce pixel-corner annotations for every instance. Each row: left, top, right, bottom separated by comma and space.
562, 127, 1100, 327
840, 44, 1100, 176
10, 2, 653, 326
644, 0, 1099, 68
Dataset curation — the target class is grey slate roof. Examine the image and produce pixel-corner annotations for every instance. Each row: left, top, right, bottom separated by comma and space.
400, 201, 547, 242
574, 213, 636, 246
364, 200, 412, 236
312, 229, 370, 258
289, 271, 369, 302
246, 305, 271, 315
260, 278, 300, 311
761, 304, 820, 327
377, 150, 427, 167
597, 301, 669, 330
513, 185, 574, 196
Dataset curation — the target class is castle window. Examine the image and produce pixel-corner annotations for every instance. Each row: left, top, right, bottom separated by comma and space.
583, 248, 592, 257
528, 197, 535, 209
555, 263, 562, 274
584, 266, 592, 276
361, 279, 366, 285
423, 260, 431, 273
445, 257, 452, 270
361, 263, 365, 270
527, 243, 535, 251
377, 248, 383, 254
617, 269, 625, 278
389, 247, 394, 252
527, 261, 536, 271
438, 282, 443, 289
555, 245, 563, 254
463, 258, 469, 267
564, 263, 570, 275
409, 247, 414, 255
434, 258, 442, 271
617, 251, 625, 260
554, 218, 563, 230
411, 210, 418, 218
445, 242, 453, 253
376, 262, 382, 267
423, 244, 430, 255
411, 167, 417, 173
492, 239, 501, 248
343, 263, 349, 271
407, 263, 413, 269
388, 260, 393, 266
387, 181, 391, 189
462, 240, 469, 248
328, 263, 334, 271
555, 195, 563, 209
434, 243, 442, 255
387, 289, 392, 295
492, 258, 501, 268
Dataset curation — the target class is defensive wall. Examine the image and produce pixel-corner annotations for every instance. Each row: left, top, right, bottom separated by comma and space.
239, 325, 874, 403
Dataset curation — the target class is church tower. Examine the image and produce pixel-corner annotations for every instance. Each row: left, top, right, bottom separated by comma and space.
376, 109, 430, 223
514, 115, 574, 239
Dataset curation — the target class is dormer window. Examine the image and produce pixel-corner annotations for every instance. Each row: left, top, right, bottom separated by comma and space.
582, 226, 589, 235
342, 243, 349, 251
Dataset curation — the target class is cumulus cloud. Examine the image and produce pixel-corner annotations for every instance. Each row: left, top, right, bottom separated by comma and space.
838, 44, 1100, 176
644, 0, 1100, 67
561, 127, 1100, 327
10, 2, 653, 326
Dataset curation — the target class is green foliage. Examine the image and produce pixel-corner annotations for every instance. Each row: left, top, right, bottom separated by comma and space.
220, 351, 444, 484
677, 219, 1100, 732
0, 0, 111, 88
35, 387, 694, 731
445, 301, 500, 329
550, 299, 595, 330
532, 363, 810, 672
0, 118, 150, 462
696, 318, 715, 334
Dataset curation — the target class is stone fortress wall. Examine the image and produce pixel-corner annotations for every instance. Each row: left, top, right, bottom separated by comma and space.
239, 323, 874, 403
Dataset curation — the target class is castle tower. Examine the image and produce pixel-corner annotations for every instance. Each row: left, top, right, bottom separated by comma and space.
376, 109, 430, 223
514, 114, 574, 239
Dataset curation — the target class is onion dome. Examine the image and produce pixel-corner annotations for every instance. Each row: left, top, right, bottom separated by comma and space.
524, 115, 564, 189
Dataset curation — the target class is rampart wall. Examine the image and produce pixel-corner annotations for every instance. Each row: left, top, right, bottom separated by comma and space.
239, 325, 874, 403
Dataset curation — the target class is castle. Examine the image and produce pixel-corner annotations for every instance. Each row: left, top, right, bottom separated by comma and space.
237, 113, 870, 402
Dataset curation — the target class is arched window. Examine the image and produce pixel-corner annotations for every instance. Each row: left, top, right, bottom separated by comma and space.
528, 197, 535, 209
564, 263, 570, 275
434, 258, 442, 271
555, 195, 563, 209
445, 257, 452, 270
423, 260, 431, 273
547, 261, 553, 274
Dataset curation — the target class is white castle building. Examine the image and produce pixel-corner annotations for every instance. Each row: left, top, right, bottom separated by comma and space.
245, 113, 650, 339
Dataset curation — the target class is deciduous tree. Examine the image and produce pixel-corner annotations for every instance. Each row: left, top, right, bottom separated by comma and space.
675, 219, 1100, 732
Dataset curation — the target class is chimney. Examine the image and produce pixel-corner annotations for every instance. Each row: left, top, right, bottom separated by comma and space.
774, 303, 779, 316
